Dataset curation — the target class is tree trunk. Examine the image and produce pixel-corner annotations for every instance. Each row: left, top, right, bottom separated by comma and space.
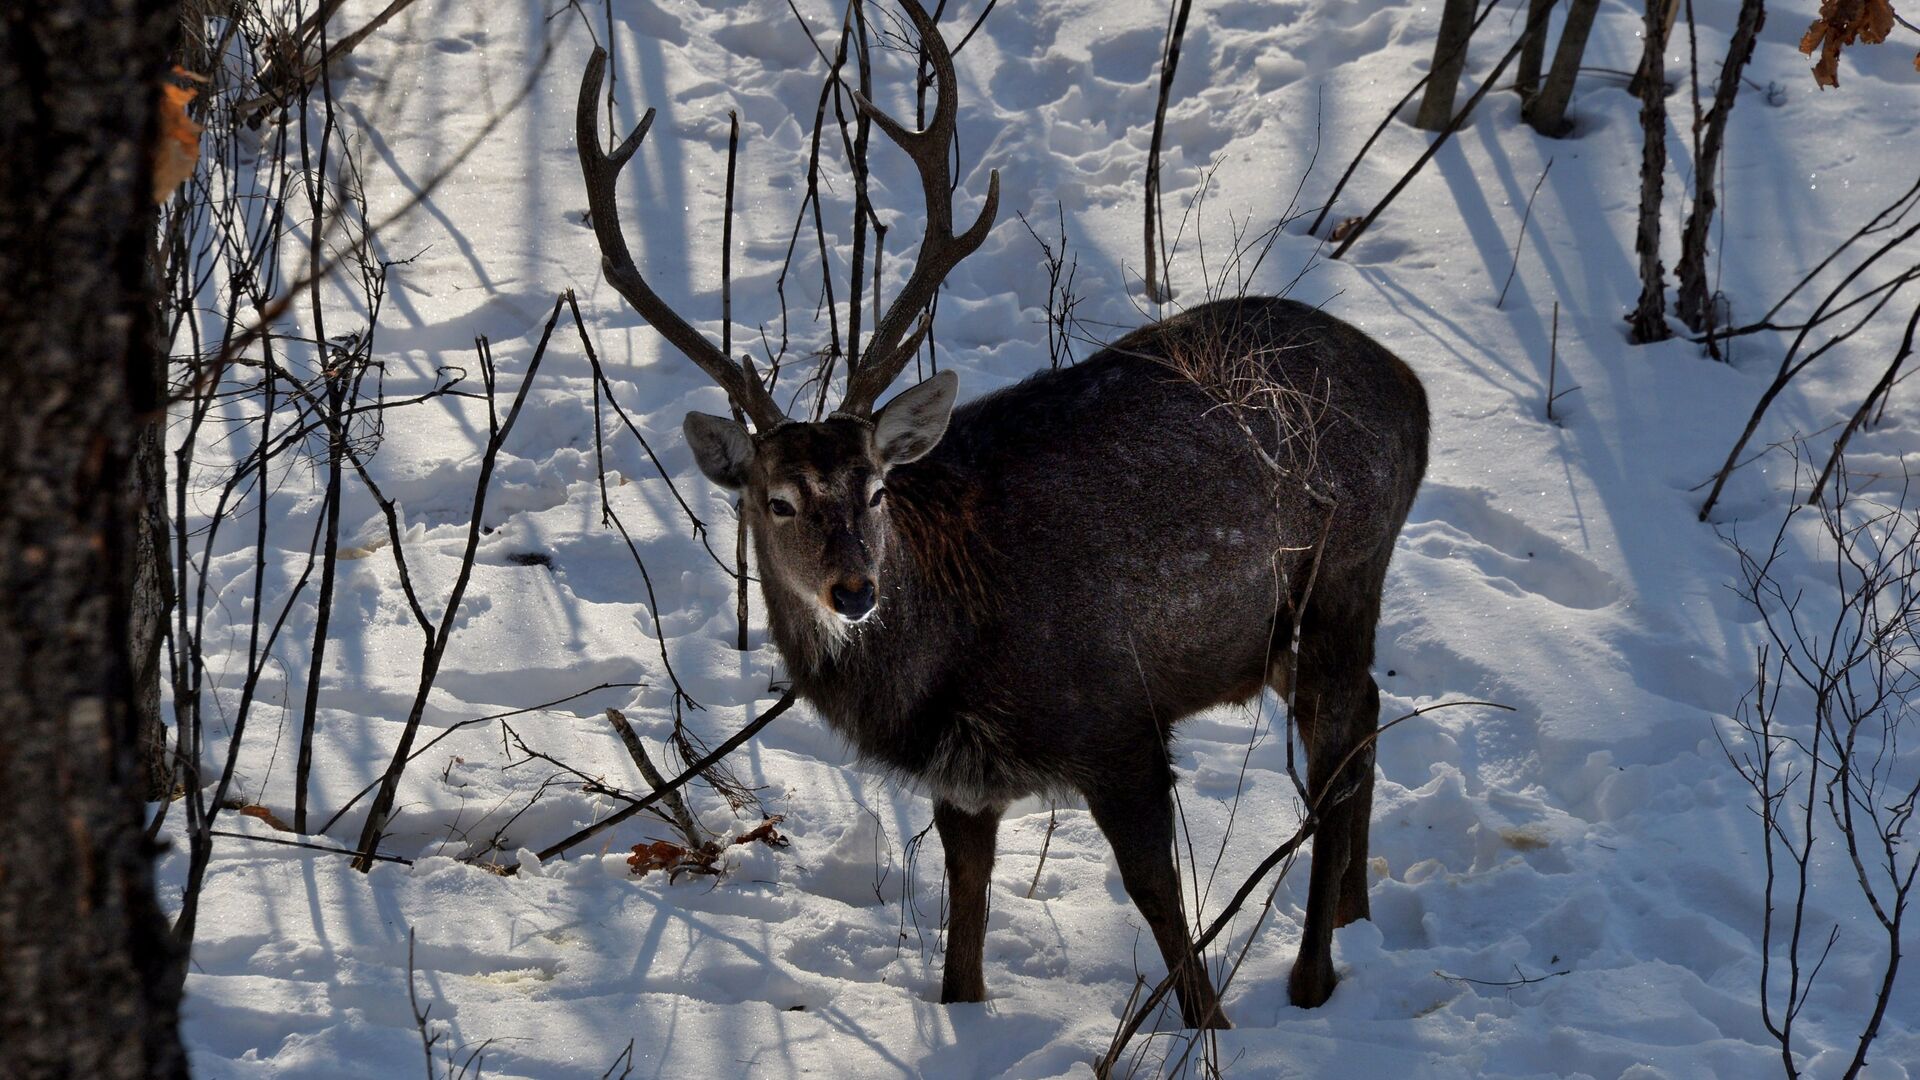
1523, 0, 1601, 136
1415, 0, 1478, 130
131, 334, 175, 801
1514, 0, 1555, 98
1627, 0, 1682, 98
1675, 0, 1766, 333
0, 2, 191, 1077
1628, 0, 1674, 343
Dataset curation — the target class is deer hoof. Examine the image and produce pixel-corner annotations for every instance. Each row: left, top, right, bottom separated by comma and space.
1288, 961, 1337, 1009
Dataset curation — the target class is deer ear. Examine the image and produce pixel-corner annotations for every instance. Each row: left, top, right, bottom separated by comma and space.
684, 412, 755, 490
873, 370, 958, 465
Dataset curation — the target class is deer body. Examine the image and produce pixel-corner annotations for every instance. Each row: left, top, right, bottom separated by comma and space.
697, 297, 1427, 1024
768, 298, 1425, 808
577, 1, 1425, 1029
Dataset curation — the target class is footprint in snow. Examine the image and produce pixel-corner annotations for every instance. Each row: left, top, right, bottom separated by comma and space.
1402, 484, 1620, 612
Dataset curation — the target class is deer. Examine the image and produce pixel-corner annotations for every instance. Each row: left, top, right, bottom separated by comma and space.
576, 2, 1428, 1030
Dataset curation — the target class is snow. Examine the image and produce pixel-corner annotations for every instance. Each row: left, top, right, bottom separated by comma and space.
164, 0, 1920, 1076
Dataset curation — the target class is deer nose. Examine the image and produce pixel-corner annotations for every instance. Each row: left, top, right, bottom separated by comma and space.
830, 577, 876, 619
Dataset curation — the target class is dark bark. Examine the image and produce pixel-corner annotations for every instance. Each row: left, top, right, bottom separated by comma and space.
0, 1, 191, 1077
1675, 0, 1765, 333
1415, 0, 1477, 130
131, 335, 175, 800
1627, 0, 1682, 97
1523, 0, 1601, 136
1514, 0, 1554, 98
1629, 0, 1674, 343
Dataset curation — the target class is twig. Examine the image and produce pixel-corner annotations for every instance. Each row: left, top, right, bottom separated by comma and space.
1143, 0, 1195, 303
1545, 301, 1579, 420
293, 30, 350, 833
243, 0, 426, 122
208, 828, 413, 865
1435, 964, 1570, 989
318, 681, 645, 835
1024, 803, 1059, 899
410, 929, 436, 1078
723, 111, 750, 651
1715, 176, 1920, 342
507, 689, 799, 871
607, 708, 706, 847
350, 296, 565, 871
565, 290, 732, 572
1698, 241, 1920, 519
1498, 157, 1553, 309
601, 1040, 636, 1080
1808, 302, 1920, 504
175, 15, 568, 404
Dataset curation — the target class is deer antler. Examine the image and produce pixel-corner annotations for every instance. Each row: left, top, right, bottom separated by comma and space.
839, 0, 1001, 416
577, 47, 787, 432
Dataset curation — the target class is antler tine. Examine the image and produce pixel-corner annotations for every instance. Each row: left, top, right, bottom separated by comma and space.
840, 0, 1001, 415
577, 47, 787, 431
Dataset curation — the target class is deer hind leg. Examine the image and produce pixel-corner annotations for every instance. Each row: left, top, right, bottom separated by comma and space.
1085, 760, 1230, 1029
1280, 599, 1383, 1009
934, 799, 1002, 1004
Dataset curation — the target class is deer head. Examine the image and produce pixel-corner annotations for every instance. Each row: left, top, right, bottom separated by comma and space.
685, 371, 957, 623
577, 0, 996, 627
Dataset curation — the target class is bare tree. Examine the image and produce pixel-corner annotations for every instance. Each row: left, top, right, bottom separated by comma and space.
1724, 460, 1919, 1080
0, 1, 190, 1075
1627, 0, 1682, 96
1330, 4, 1556, 259
1523, 0, 1601, 136
1415, 0, 1479, 130
1514, 0, 1556, 98
1628, 0, 1674, 343
1675, 0, 1767, 334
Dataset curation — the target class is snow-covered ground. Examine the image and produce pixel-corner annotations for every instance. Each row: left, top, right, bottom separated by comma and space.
163, 0, 1920, 1076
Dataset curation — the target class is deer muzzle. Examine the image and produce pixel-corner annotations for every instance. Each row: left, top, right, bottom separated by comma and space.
829, 576, 876, 620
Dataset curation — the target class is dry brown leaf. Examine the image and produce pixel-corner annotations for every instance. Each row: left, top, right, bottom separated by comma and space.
238, 804, 294, 832
627, 816, 788, 878
1801, 0, 1899, 88
733, 816, 789, 849
152, 67, 205, 203
627, 839, 693, 877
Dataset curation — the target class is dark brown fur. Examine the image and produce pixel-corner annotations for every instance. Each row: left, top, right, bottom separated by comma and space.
884, 459, 998, 615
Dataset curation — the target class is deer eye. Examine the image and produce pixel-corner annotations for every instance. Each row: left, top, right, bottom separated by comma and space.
868, 487, 887, 508
768, 497, 796, 518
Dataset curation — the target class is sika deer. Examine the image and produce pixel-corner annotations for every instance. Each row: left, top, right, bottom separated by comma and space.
578, 2, 1427, 1028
